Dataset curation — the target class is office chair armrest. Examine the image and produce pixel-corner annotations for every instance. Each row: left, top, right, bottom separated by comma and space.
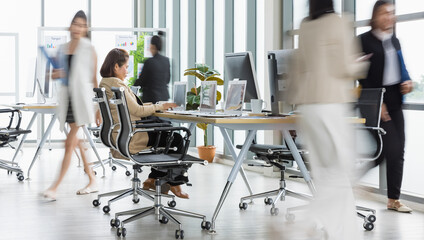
0, 109, 23, 130
0, 108, 19, 114
134, 123, 173, 128
357, 126, 386, 135
135, 119, 158, 124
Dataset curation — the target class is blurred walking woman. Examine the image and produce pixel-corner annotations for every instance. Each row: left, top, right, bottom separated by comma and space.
43, 10, 101, 200
288, 0, 369, 239
359, 0, 413, 212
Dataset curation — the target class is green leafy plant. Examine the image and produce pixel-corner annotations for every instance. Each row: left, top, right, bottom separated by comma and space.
184, 63, 224, 146
127, 33, 150, 87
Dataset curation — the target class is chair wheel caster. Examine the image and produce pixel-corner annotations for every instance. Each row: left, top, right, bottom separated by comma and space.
117, 227, 127, 237
17, 174, 24, 181
175, 229, 184, 239
125, 171, 131, 176
159, 216, 169, 224
239, 202, 248, 210
110, 218, 120, 228
111, 166, 117, 171
132, 198, 140, 204
92, 199, 100, 207
103, 205, 111, 213
264, 197, 273, 205
363, 222, 374, 231
366, 214, 376, 223
270, 207, 279, 216
201, 221, 211, 230
168, 200, 177, 208
286, 213, 295, 222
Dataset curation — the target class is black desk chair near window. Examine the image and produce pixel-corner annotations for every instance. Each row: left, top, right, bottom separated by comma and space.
91, 88, 173, 213
108, 87, 210, 239
237, 88, 386, 232
354, 87, 386, 231
91, 87, 132, 176
0, 108, 31, 181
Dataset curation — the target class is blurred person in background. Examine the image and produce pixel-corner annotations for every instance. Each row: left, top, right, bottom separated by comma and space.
359, 0, 413, 213
287, 0, 369, 239
43, 10, 101, 200
134, 32, 170, 104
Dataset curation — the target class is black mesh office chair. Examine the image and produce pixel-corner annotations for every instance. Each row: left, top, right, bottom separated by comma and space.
0, 108, 31, 181
237, 137, 312, 216
91, 88, 133, 176
91, 88, 175, 213
108, 87, 210, 239
354, 87, 386, 231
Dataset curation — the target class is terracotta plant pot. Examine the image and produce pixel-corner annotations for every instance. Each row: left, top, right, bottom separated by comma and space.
197, 145, 216, 163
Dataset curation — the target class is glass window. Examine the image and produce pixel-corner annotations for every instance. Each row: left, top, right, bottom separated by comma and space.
356, 0, 376, 21
234, 0, 247, 52
0, 36, 16, 94
153, 0, 160, 28
195, 0, 206, 147
396, 20, 424, 103
0, 0, 41, 140
45, 0, 88, 27
214, 0, 225, 153
396, 0, 424, 15
180, 0, 188, 82
293, 0, 308, 30
91, 0, 132, 28
402, 110, 424, 196
356, 26, 371, 36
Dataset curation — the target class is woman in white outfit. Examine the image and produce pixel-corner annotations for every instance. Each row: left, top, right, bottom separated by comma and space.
287, 0, 369, 239
43, 10, 101, 200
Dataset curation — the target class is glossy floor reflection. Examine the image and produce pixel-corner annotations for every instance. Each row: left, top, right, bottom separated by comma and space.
0, 145, 423, 240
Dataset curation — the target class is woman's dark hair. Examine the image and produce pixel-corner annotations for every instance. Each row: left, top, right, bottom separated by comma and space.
71, 10, 87, 25
100, 48, 129, 78
370, 0, 392, 30
150, 35, 162, 51
309, 0, 334, 20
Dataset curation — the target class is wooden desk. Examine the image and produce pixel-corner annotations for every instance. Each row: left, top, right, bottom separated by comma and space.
3, 103, 105, 179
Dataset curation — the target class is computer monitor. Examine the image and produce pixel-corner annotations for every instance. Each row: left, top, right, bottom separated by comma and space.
173, 82, 187, 110
224, 52, 260, 107
268, 50, 294, 115
199, 81, 217, 112
26, 57, 52, 102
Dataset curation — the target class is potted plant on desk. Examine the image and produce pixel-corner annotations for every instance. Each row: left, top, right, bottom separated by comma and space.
184, 63, 223, 163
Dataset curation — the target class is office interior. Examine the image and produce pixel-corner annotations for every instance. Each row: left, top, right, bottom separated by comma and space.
1, 0, 424, 239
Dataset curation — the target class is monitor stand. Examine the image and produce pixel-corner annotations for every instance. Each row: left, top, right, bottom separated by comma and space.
35, 78, 47, 104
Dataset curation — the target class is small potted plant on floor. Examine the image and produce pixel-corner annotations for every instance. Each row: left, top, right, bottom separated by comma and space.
184, 63, 224, 163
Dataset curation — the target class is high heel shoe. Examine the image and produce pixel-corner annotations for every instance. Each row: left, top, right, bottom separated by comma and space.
142, 178, 171, 194
168, 185, 189, 199
142, 178, 155, 190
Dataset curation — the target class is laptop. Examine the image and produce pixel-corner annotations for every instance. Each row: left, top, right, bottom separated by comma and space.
194, 80, 246, 117
168, 81, 217, 115
173, 82, 187, 111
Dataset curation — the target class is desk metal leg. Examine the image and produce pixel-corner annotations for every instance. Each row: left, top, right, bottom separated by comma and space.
219, 127, 254, 196
282, 130, 316, 194
27, 114, 58, 180
82, 126, 105, 177
209, 128, 257, 234
11, 112, 38, 164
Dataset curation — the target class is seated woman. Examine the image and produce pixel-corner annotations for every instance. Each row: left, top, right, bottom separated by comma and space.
99, 48, 189, 199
